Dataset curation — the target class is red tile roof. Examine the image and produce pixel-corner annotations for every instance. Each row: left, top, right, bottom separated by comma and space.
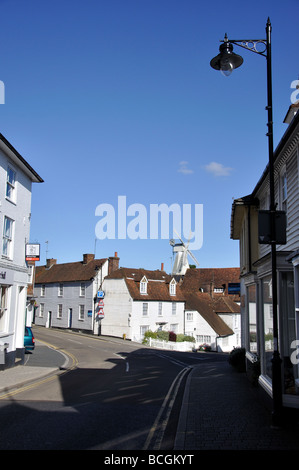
35, 258, 107, 284
212, 296, 240, 314
181, 267, 240, 292
106, 267, 185, 301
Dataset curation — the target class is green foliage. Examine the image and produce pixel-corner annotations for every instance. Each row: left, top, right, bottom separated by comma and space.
156, 330, 169, 341
142, 330, 195, 344
176, 334, 195, 343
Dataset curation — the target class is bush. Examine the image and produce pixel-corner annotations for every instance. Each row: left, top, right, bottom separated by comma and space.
176, 334, 195, 343
228, 347, 246, 372
142, 330, 157, 344
156, 330, 169, 341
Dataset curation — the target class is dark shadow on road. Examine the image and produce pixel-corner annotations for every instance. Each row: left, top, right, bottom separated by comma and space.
0, 348, 184, 450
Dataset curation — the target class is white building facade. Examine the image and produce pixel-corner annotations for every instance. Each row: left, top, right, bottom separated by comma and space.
100, 268, 185, 342
0, 134, 43, 368
231, 105, 299, 408
33, 254, 114, 334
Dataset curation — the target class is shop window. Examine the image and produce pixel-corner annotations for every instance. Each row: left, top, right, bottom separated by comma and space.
280, 271, 297, 395
247, 284, 257, 353
0, 285, 8, 332
262, 275, 274, 379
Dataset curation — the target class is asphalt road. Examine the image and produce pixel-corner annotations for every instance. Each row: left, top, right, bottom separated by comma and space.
0, 327, 217, 450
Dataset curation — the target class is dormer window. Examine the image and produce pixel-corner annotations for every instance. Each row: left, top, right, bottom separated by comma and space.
169, 278, 176, 296
140, 276, 148, 294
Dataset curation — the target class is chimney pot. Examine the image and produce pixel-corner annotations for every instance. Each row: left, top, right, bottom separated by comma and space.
108, 253, 120, 274
46, 258, 57, 269
83, 253, 95, 264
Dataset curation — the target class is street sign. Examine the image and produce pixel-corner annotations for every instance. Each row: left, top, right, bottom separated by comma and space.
97, 290, 105, 299
98, 299, 104, 307
98, 308, 104, 318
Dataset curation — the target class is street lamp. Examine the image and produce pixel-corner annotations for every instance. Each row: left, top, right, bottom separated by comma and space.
210, 18, 283, 426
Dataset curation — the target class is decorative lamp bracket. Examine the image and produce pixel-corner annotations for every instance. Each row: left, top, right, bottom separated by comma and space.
221, 35, 267, 57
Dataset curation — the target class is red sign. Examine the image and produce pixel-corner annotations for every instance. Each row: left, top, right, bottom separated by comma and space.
98, 308, 104, 318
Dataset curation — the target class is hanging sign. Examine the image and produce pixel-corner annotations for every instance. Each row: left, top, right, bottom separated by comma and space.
26, 243, 40, 261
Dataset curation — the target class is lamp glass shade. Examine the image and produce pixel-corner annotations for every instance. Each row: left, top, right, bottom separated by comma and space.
210, 41, 243, 75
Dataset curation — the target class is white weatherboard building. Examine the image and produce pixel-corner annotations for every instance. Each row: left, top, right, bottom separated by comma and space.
101, 268, 185, 342
0, 134, 43, 368
33, 254, 119, 334
231, 102, 299, 408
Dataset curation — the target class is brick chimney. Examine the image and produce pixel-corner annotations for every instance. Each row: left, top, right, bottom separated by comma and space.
83, 253, 95, 264
108, 252, 119, 274
46, 258, 57, 269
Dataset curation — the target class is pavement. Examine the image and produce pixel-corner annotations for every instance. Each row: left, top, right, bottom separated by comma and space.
0, 339, 71, 397
1, 335, 299, 451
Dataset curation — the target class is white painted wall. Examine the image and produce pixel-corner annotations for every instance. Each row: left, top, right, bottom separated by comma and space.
0, 147, 34, 362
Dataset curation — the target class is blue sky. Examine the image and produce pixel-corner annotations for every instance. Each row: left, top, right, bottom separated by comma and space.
0, 0, 298, 272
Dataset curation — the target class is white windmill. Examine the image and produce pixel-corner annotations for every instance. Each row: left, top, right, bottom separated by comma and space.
170, 230, 199, 276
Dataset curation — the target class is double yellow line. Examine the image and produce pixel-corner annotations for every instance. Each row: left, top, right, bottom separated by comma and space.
0, 340, 78, 400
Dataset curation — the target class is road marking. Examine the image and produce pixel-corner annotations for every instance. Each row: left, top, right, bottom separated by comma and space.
114, 353, 129, 373
143, 366, 191, 450
0, 342, 78, 400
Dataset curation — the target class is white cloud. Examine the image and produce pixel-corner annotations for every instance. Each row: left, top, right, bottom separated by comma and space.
178, 161, 194, 175
204, 161, 233, 177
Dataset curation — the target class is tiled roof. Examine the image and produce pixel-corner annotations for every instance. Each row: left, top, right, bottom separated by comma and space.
181, 267, 240, 292
184, 292, 234, 337
212, 296, 240, 314
35, 258, 107, 284
106, 267, 185, 301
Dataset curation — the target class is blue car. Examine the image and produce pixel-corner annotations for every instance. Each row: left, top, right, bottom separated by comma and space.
24, 326, 35, 351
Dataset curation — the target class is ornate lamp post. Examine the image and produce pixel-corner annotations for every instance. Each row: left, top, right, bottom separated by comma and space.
210, 18, 283, 426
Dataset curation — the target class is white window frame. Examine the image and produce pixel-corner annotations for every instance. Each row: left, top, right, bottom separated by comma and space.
142, 302, 148, 316
57, 304, 63, 319
186, 311, 193, 321
79, 304, 84, 320
169, 278, 176, 296
172, 302, 176, 315
158, 301, 163, 316
39, 303, 44, 318
58, 283, 63, 297
80, 282, 85, 297
41, 285, 45, 297
140, 276, 148, 294
6, 167, 16, 202
140, 325, 149, 338
0, 286, 8, 309
2, 216, 14, 258
0, 285, 8, 332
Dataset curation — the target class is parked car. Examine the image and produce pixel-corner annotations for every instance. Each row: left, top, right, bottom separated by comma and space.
193, 343, 212, 352
24, 326, 35, 351
198, 343, 212, 351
